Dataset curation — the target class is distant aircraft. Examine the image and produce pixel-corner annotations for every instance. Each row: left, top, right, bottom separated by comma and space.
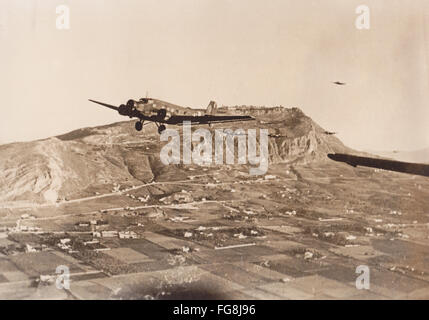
327, 153, 429, 178
89, 98, 254, 134
324, 131, 337, 135
332, 81, 346, 86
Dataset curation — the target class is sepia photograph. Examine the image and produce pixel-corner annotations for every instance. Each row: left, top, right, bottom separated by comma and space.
1, 0, 429, 305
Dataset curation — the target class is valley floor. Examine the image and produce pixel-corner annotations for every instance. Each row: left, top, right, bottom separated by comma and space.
0, 161, 429, 299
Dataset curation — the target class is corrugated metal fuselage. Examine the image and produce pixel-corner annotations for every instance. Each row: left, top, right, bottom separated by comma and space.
134, 98, 205, 119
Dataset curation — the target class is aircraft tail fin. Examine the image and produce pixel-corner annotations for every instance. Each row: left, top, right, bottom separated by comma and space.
206, 101, 217, 115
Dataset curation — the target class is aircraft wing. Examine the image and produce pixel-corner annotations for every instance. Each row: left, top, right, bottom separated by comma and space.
328, 153, 429, 178
167, 115, 254, 125
88, 99, 119, 111
89, 99, 152, 120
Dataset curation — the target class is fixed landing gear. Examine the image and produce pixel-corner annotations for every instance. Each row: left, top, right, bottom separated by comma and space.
135, 121, 143, 131
158, 124, 166, 134
135, 120, 165, 134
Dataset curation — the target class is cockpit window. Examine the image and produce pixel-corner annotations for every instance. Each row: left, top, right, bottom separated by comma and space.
140, 98, 149, 104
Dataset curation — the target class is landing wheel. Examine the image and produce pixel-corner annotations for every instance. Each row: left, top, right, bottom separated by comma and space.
158, 124, 166, 134
135, 121, 143, 131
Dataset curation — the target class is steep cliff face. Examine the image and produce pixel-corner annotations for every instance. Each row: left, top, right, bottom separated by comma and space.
267, 122, 352, 164
241, 107, 353, 164
0, 107, 354, 204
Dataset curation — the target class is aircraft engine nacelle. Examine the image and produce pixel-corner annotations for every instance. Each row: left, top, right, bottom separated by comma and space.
118, 104, 132, 116
126, 99, 136, 108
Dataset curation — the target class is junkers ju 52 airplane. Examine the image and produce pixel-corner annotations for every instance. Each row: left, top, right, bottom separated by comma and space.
89, 97, 254, 134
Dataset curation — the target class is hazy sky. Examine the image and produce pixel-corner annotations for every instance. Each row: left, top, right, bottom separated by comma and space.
1, 0, 428, 151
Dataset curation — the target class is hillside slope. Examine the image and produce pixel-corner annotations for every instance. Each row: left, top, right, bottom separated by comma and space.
0, 107, 355, 204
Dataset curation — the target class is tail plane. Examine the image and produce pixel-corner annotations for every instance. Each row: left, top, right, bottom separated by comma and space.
206, 101, 217, 115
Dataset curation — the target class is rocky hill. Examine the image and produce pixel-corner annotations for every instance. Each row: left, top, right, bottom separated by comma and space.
0, 107, 354, 204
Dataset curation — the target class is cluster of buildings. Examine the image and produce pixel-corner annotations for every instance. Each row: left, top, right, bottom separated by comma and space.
91, 230, 138, 239
218, 105, 288, 115
159, 190, 194, 204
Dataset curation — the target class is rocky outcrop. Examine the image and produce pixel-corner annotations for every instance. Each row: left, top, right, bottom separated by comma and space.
231, 107, 354, 164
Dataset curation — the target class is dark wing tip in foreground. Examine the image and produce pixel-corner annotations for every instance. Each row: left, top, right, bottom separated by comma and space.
327, 153, 429, 177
